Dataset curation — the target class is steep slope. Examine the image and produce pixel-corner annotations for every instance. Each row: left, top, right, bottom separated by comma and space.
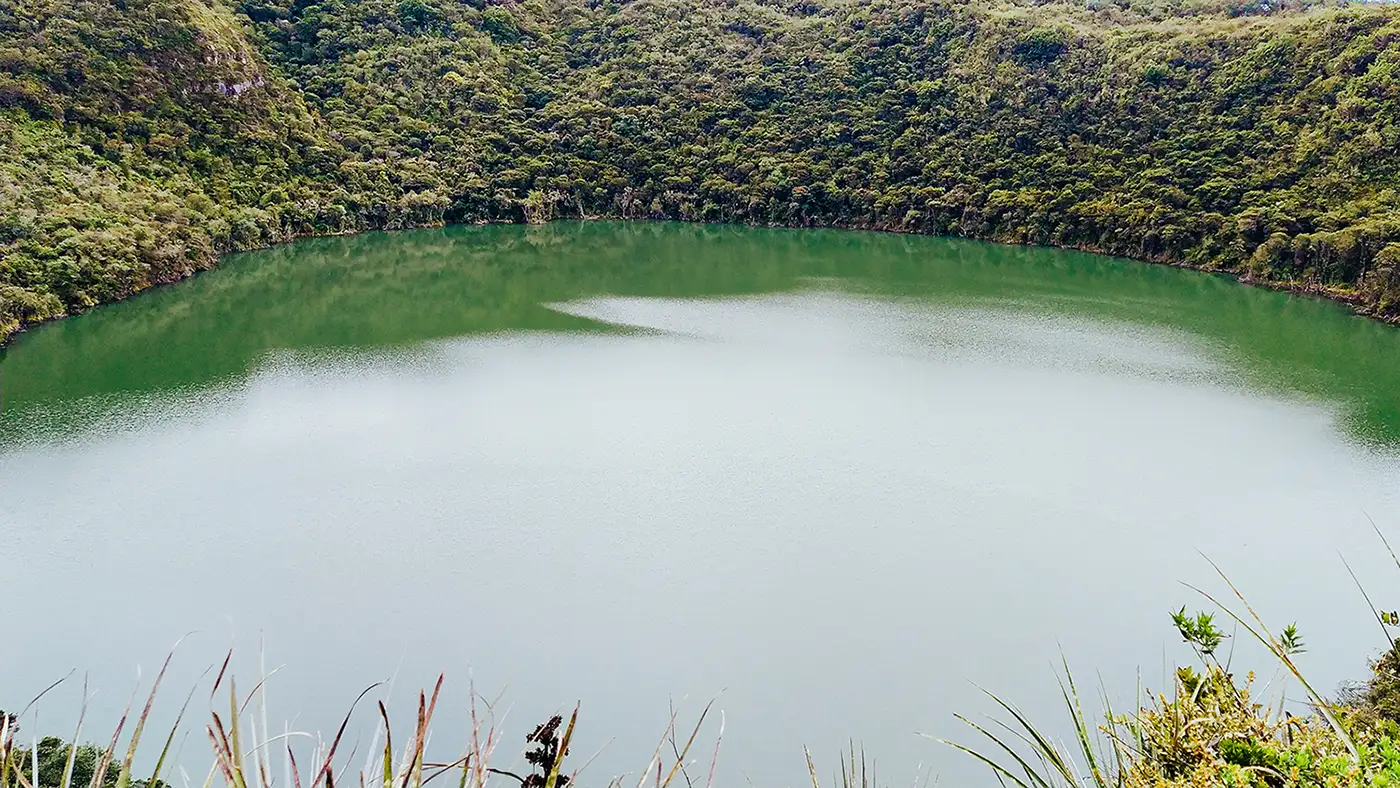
4, 0, 1400, 344
0, 0, 336, 339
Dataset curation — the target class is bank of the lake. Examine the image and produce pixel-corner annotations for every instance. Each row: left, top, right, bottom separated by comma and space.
2, 216, 1397, 355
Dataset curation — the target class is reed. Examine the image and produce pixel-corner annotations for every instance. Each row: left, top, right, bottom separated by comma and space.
1, 656, 721, 788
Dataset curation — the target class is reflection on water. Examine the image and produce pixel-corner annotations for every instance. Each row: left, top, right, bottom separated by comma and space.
3, 221, 1400, 446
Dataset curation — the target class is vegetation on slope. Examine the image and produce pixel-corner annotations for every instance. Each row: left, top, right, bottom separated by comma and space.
5, 0, 1400, 343
0, 0, 336, 339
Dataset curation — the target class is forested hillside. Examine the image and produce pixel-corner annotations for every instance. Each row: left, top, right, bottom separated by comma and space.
4, 0, 1400, 343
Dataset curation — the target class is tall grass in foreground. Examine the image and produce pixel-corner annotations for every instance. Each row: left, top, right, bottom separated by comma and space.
0, 652, 723, 788
14, 539, 1400, 788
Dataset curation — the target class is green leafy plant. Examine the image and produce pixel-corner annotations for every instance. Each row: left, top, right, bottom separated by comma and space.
1170, 607, 1227, 657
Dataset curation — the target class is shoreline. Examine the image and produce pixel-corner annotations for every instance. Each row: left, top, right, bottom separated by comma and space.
2, 216, 1396, 353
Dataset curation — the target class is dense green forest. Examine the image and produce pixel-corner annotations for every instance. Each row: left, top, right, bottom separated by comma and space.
3, 0, 1400, 343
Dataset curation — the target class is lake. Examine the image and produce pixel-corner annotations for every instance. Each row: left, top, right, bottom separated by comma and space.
3, 221, 1400, 787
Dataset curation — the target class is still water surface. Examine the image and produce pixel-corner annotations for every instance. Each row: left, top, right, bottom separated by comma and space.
3, 222, 1400, 786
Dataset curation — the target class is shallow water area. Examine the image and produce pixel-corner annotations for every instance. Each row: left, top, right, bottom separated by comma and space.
3, 222, 1400, 787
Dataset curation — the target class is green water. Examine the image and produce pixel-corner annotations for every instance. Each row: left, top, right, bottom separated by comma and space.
3, 221, 1399, 444
3, 222, 1400, 787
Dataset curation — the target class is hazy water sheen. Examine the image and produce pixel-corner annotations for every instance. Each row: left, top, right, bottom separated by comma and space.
3, 222, 1400, 787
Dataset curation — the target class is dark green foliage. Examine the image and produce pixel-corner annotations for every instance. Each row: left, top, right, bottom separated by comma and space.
1365, 245, 1400, 315
1010, 28, 1068, 65
1217, 737, 1278, 772
4, 0, 1400, 345
5, 737, 124, 788
479, 7, 520, 42
397, 0, 445, 33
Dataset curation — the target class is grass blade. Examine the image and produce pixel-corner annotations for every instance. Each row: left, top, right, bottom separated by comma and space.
118, 639, 186, 788
61, 676, 91, 788
543, 705, 578, 788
